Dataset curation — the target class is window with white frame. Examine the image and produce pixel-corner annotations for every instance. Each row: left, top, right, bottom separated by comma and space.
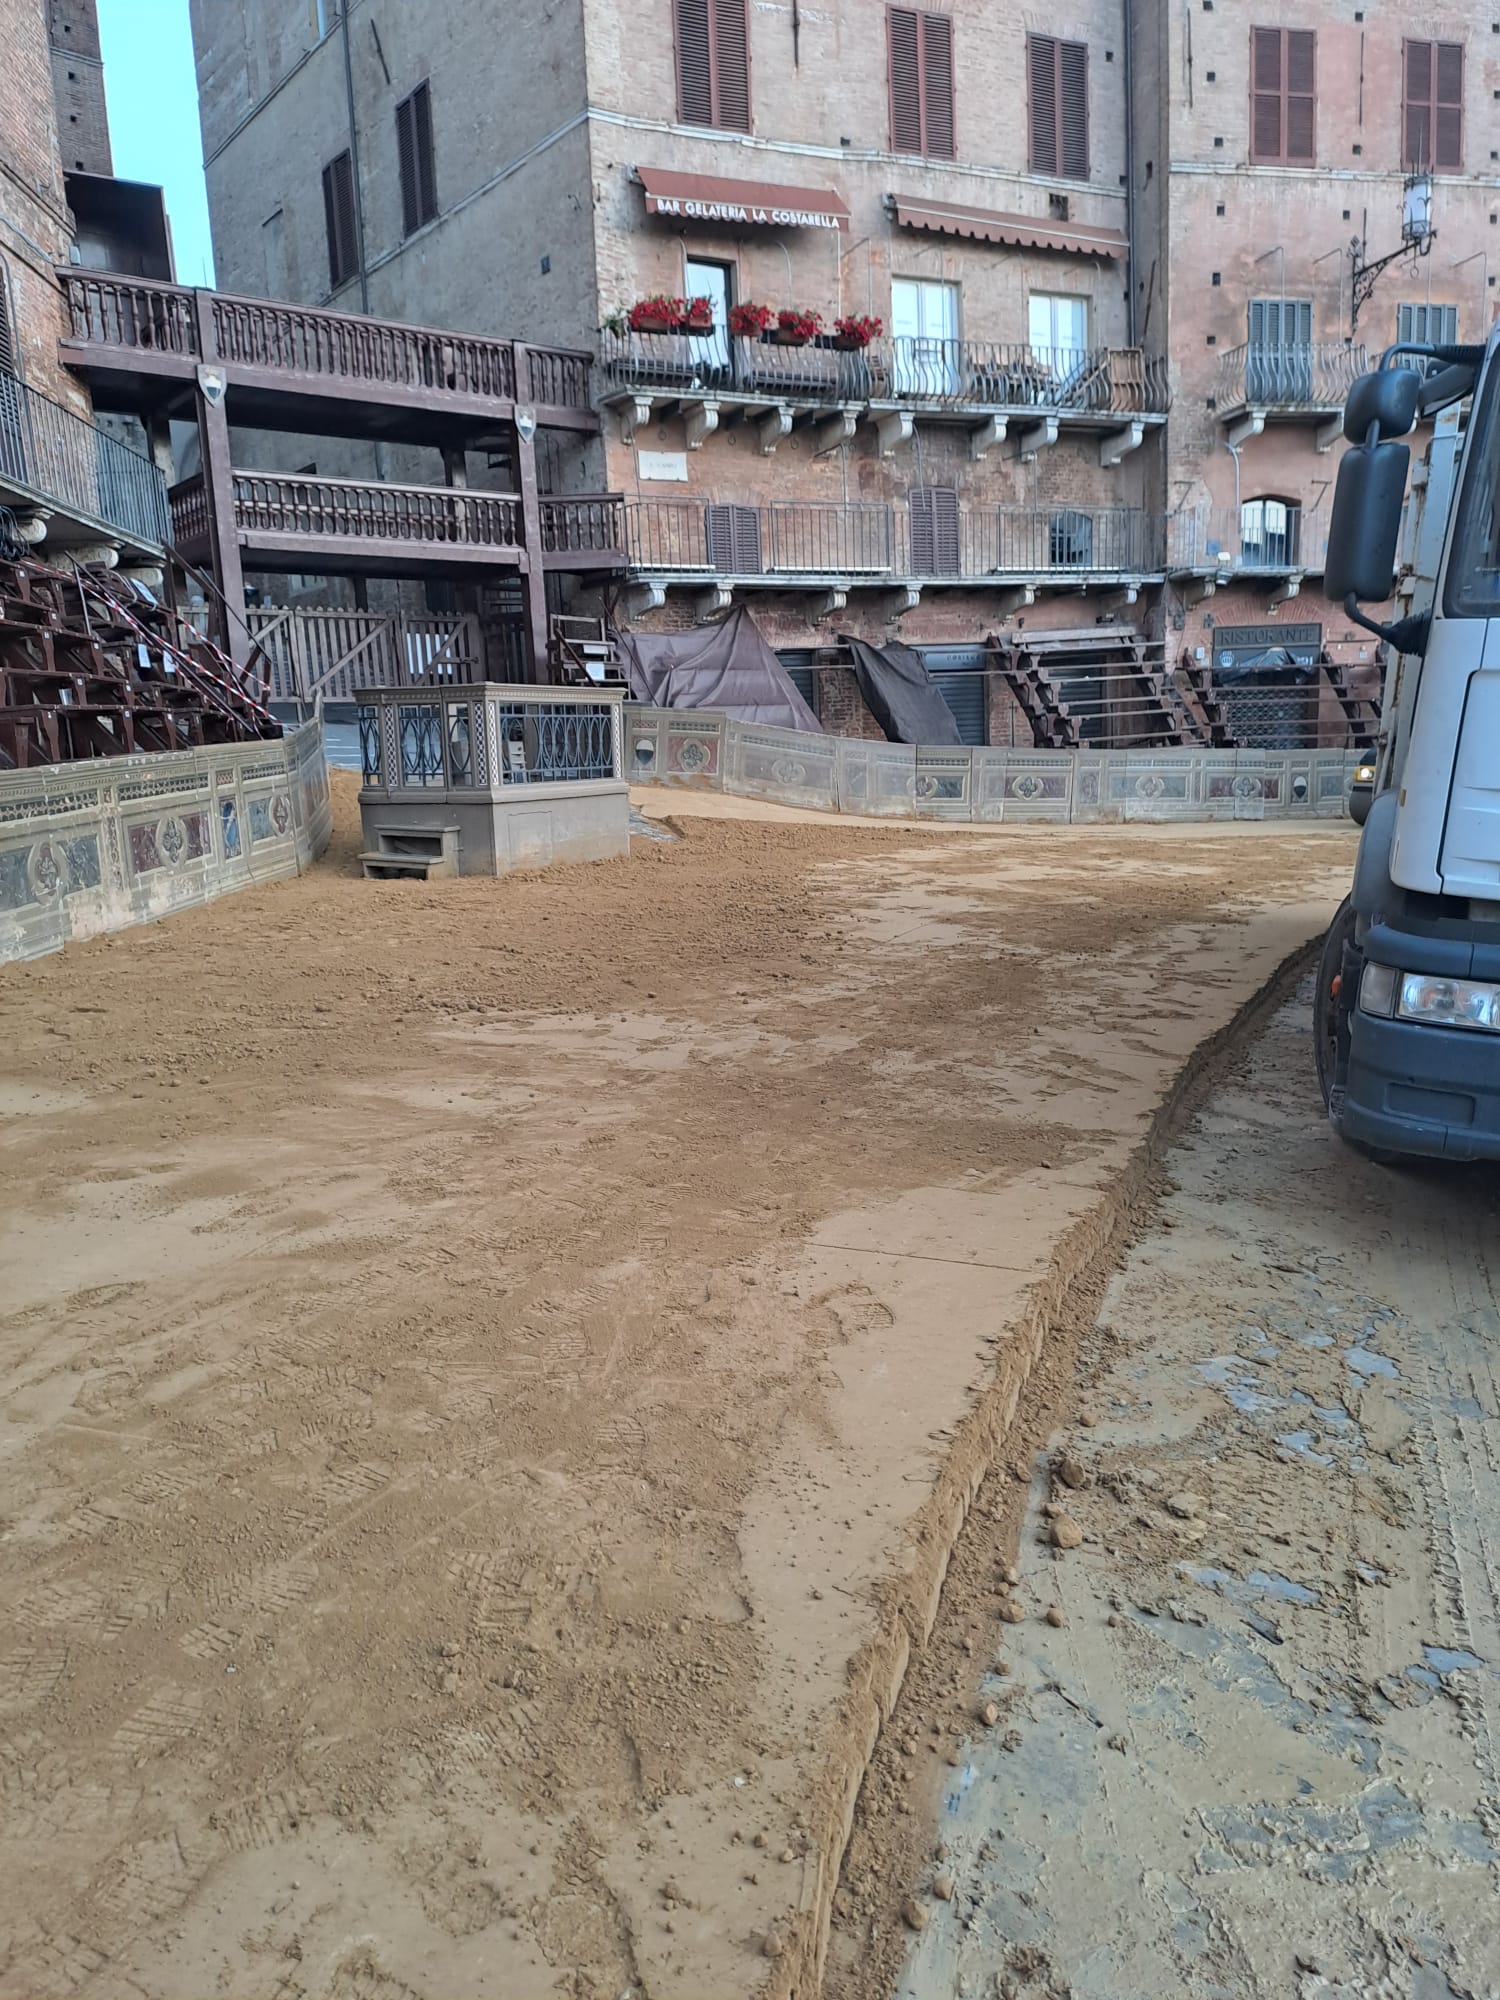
891, 277, 960, 395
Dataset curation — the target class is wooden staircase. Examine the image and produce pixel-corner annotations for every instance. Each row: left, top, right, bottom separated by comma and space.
1321, 658, 1381, 748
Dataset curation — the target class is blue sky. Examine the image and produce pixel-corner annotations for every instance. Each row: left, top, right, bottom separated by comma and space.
97, 0, 216, 285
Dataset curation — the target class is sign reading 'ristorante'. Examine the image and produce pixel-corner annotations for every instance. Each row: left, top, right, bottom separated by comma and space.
635, 165, 851, 233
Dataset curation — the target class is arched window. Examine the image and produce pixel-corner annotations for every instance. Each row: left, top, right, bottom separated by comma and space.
1240, 496, 1302, 569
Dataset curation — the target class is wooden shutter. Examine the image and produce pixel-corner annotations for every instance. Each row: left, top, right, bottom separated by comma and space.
705, 504, 761, 573
677, 0, 750, 131
1403, 40, 1433, 167
1251, 29, 1314, 165
1059, 40, 1088, 178
1398, 302, 1458, 345
0, 260, 13, 377
888, 9, 954, 157
910, 488, 960, 576
1029, 34, 1087, 178
397, 82, 437, 236
322, 150, 357, 289
1029, 34, 1059, 174
1435, 42, 1463, 170
921, 13, 955, 159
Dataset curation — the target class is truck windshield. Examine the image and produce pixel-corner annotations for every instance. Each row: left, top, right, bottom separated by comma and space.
1445, 359, 1500, 617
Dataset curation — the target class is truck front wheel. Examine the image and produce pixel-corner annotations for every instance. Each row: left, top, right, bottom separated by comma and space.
1314, 897, 1356, 1113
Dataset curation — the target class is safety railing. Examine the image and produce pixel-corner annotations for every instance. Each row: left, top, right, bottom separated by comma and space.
0, 371, 169, 545
57, 271, 597, 415
539, 494, 627, 555
1215, 341, 1367, 412
624, 499, 1165, 580
1167, 505, 1330, 574
601, 332, 1171, 415
357, 685, 623, 793
196, 472, 524, 550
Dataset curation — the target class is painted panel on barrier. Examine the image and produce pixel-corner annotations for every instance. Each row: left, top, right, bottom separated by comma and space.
972, 751, 1075, 822
729, 722, 838, 811
836, 740, 916, 816
913, 749, 974, 821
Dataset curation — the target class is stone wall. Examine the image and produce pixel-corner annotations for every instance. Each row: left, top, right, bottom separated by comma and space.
0, 719, 331, 963
626, 707, 1357, 825
0, 0, 81, 410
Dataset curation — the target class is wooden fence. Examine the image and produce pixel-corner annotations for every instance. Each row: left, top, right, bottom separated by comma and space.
244, 606, 483, 705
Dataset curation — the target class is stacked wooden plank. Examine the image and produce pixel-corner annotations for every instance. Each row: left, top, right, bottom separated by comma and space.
0, 553, 280, 769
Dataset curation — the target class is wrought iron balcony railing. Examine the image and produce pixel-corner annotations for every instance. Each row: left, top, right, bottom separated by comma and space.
0, 370, 168, 547
601, 332, 1170, 417
1167, 505, 1331, 574
1215, 342, 1367, 413
58, 271, 597, 416
624, 499, 1166, 581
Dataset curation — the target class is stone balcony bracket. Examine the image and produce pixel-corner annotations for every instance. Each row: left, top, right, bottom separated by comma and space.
881, 585, 923, 620
1226, 408, 1267, 450
693, 582, 735, 621
810, 406, 861, 456
625, 580, 668, 617
1268, 573, 1303, 608
1016, 416, 1060, 462
616, 395, 656, 446
1315, 414, 1343, 454
996, 584, 1037, 617
968, 415, 1008, 461
810, 587, 849, 620
1099, 420, 1146, 468
872, 408, 915, 458
683, 399, 720, 450
752, 404, 793, 455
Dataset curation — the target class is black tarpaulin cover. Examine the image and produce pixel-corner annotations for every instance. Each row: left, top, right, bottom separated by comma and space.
1214, 646, 1319, 684
841, 635, 963, 745
615, 606, 820, 731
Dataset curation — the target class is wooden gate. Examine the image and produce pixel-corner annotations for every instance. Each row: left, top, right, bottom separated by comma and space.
245, 606, 482, 703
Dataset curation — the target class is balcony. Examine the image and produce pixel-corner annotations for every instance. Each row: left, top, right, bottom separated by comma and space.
57, 272, 599, 441
1167, 505, 1330, 605
169, 471, 624, 579
0, 372, 168, 553
601, 333, 1169, 464
1215, 342, 1367, 451
623, 499, 1164, 610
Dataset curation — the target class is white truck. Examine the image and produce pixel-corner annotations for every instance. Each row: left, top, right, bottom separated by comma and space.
1316, 335, 1500, 1160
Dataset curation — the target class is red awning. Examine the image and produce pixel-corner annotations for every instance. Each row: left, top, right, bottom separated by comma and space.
637, 165, 850, 233
891, 196, 1126, 259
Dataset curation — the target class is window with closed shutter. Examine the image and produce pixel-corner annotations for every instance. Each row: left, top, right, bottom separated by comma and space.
1249, 27, 1316, 165
322, 149, 358, 290
1027, 34, 1088, 180
1397, 302, 1459, 346
676, 0, 751, 132
909, 487, 960, 576
1247, 297, 1313, 401
396, 81, 438, 238
1403, 40, 1463, 170
887, 9, 955, 159
705, 504, 762, 573
0, 257, 14, 378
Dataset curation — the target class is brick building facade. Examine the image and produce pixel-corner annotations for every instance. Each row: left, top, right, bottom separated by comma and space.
187, 0, 1499, 742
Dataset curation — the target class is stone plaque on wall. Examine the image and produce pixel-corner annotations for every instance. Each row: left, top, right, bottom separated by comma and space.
637, 450, 689, 483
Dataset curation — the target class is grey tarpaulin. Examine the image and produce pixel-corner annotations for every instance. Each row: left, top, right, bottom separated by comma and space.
1213, 646, 1318, 683
841, 635, 964, 745
615, 606, 820, 731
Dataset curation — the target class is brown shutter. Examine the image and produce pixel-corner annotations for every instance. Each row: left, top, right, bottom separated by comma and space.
1284, 30, 1315, 163
888, 9, 922, 152
0, 261, 13, 376
1435, 41, 1463, 170
706, 504, 761, 573
322, 150, 357, 289
1403, 39, 1433, 167
712, 0, 751, 131
1059, 40, 1088, 178
910, 488, 960, 575
921, 12, 955, 159
1029, 34, 1059, 175
678, 0, 750, 130
677, 0, 714, 125
1250, 27, 1282, 162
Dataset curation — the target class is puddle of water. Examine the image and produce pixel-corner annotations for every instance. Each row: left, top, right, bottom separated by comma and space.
1276, 1430, 1335, 1466
1245, 1569, 1320, 1605
1183, 1563, 1320, 1608
1422, 1644, 1486, 1673
1345, 1346, 1399, 1379
1297, 1332, 1336, 1348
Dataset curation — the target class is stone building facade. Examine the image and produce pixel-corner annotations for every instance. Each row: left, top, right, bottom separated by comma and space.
187, 0, 1500, 740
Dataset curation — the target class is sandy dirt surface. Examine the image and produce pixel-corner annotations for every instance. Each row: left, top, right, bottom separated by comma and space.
0, 772, 1353, 2000
832, 985, 1500, 2000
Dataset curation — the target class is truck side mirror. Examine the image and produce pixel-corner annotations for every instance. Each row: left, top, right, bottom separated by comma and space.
1342, 366, 1422, 445
1325, 441, 1410, 603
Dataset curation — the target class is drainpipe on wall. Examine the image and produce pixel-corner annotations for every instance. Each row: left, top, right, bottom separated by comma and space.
341, 2, 371, 317
1123, 0, 1137, 347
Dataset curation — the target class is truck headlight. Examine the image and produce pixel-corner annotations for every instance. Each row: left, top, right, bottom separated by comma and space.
1397, 973, 1500, 1033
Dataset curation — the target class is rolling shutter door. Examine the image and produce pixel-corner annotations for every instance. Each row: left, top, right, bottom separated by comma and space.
921, 646, 988, 746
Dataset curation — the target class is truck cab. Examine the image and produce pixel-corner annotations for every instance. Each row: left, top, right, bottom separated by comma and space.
1318, 331, 1500, 1161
